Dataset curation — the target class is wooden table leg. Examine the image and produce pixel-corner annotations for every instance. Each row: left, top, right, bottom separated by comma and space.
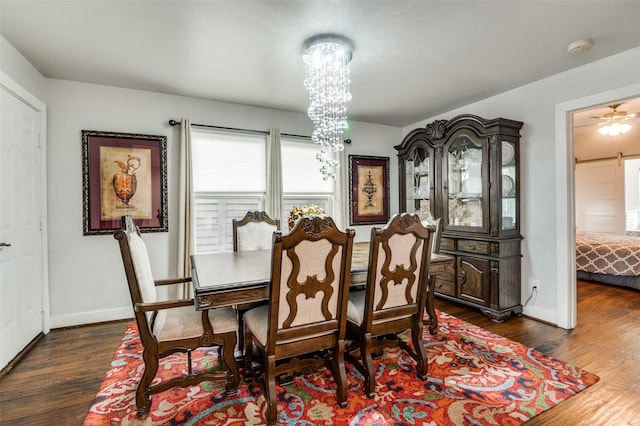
426, 274, 438, 334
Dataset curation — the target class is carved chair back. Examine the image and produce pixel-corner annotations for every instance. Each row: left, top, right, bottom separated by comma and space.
267, 216, 355, 357
363, 214, 435, 333
233, 211, 280, 252
115, 215, 161, 338
422, 216, 442, 254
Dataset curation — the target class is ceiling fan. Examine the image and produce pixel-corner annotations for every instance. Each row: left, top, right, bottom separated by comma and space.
590, 103, 638, 136
591, 103, 637, 123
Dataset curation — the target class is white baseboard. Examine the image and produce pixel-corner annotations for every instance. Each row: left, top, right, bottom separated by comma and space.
522, 305, 557, 327
50, 306, 133, 329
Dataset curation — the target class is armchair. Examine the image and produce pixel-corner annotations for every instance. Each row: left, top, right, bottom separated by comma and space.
114, 215, 240, 417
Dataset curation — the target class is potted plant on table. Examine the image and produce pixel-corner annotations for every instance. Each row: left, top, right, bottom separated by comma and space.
288, 205, 326, 230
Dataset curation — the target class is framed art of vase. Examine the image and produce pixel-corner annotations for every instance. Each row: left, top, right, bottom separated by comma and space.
348, 155, 390, 225
82, 130, 168, 235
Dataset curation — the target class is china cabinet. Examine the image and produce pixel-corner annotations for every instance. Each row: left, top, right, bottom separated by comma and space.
395, 114, 523, 321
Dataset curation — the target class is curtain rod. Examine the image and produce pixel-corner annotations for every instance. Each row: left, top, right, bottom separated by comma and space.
168, 119, 309, 139
575, 152, 640, 166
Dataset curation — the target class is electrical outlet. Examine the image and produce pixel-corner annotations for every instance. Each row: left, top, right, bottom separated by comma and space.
531, 279, 540, 291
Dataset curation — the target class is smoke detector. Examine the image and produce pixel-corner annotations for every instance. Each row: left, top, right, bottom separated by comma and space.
567, 39, 592, 54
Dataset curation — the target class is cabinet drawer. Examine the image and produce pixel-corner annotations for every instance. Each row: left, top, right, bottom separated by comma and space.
458, 240, 490, 255
434, 277, 456, 296
440, 237, 455, 251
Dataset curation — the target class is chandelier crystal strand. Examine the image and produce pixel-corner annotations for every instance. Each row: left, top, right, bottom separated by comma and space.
303, 36, 352, 180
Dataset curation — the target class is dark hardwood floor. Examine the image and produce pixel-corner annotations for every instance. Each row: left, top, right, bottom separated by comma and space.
1, 280, 639, 425
0, 320, 129, 425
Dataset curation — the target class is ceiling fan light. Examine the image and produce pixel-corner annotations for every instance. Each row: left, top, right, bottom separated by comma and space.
599, 122, 632, 136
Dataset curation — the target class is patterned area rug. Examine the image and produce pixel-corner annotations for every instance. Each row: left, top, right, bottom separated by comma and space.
84, 311, 598, 425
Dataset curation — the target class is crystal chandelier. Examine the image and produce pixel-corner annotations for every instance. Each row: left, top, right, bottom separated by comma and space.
303, 35, 353, 180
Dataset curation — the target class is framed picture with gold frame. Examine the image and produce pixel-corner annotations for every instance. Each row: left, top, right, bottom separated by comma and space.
348, 155, 390, 225
82, 130, 168, 235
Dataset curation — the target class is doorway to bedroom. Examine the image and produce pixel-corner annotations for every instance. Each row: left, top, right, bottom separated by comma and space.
573, 97, 640, 236
569, 94, 640, 327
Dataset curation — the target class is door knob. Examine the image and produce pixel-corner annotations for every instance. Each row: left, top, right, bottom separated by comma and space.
0, 242, 11, 247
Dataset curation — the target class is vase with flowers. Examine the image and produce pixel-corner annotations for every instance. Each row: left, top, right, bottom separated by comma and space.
288, 205, 326, 230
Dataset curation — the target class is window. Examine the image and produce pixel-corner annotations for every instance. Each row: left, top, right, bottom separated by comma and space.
192, 131, 266, 253
191, 129, 340, 253
625, 158, 640, 235
281, 136, 336, 218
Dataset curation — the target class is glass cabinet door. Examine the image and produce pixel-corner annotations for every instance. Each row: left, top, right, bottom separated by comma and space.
501, 140, 517, 231
446, 136, 484, 228
404, 147, 432, 219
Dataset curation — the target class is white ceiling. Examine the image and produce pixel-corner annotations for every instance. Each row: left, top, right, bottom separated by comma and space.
574, 97, 640, 128
573, 96, 640, 159
2, 0, 640, 127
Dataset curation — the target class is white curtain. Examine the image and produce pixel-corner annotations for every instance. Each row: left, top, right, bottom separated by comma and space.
177, 118, 195, 298
334, 149, 346, 230
265, 129, 283, 223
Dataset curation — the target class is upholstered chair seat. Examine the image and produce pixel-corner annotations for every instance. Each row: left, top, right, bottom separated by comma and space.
153, 306, 238, 341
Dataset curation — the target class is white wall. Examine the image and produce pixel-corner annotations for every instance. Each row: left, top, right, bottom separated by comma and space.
44, 79, 400, 327
343, 120, 403, 242
574, 123, 640, 162
404, 46, 640, 325
4, 31, 640, 328
0, 36, 46, 101
1, 31, 400, 327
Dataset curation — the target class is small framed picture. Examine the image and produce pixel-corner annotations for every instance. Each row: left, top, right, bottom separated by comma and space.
348, 155, 390, 225
82, 130, 168, 235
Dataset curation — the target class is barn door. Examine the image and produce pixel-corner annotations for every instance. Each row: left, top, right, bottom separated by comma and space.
575, 158, 625, 234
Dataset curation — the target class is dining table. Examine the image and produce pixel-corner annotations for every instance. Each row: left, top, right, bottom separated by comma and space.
191, 242, 454, 334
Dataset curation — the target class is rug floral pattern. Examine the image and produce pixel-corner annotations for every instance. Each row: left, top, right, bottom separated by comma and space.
84, 311, 598, 425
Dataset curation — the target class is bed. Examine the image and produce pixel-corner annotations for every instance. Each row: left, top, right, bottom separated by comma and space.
576, 231, 640, 291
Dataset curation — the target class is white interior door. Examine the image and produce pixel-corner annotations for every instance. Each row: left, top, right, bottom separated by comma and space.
0, 73, 47, 369
575, 159, 626, 234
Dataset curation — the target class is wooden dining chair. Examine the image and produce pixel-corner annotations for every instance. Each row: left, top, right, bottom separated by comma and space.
345, 213, 435, 398
232, 211, 280, 350
242, 216, 355, 425
422, 216, 443, 254
232, 211, 280, 252
114, 215, 240, 418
